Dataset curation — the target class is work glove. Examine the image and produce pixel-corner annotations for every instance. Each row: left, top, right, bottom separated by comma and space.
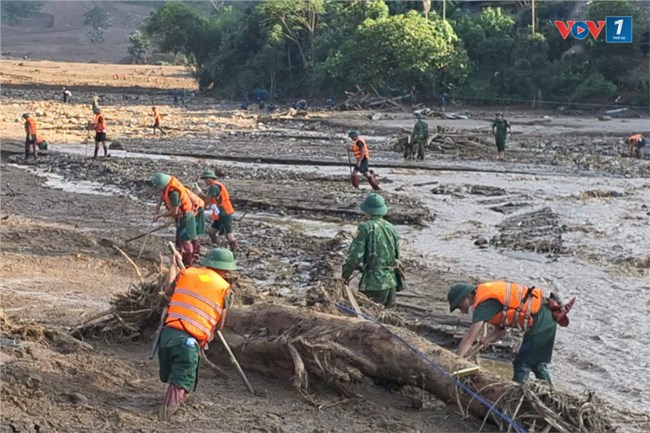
192, 182, 202, 193
210, 204, 220, 216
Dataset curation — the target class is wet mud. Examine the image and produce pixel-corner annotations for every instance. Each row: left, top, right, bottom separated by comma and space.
1, 65, 649, 432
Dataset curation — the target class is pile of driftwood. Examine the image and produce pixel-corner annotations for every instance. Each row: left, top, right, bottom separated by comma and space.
390, 126, 494, 156
338, 86, 410, 111
72, 279, 165, 341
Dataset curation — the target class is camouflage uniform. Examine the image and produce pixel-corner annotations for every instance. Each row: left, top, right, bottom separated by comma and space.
342, 214, 401, 307
412, 117, 429, 160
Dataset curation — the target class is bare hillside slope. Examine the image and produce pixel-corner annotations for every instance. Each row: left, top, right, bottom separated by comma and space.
1, 1, 158, 63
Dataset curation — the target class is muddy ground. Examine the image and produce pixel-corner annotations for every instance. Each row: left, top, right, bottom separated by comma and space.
1, 61, 649, 433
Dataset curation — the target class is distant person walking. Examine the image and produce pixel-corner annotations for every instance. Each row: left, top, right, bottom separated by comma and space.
491, 113, 512, 161
62, 87, 72, 104
411, 113, 429, 161
91, 107, 108, 158
152, 107, 167, 136
22, 113, 38, 159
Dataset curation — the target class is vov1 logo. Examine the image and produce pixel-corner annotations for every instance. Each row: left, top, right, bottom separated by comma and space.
554, 17, 633, 43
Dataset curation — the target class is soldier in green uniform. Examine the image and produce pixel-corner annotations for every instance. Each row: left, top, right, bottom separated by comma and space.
411, 113, 429, 161
152, 173, 198, 267
342, 194, 402, 307
448, 282, 558, 385
491, 113, 512, 161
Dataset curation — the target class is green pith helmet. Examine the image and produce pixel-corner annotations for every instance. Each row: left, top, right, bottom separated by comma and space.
152, 172, 171, 189
448, 283, 476, 312
38, 141, 48, 151
200, 248, 237, 271
360, 193, 388, 216
93, 107, 101, 114
416, 112, 424, 119
22, 113, 29, 119
200, 169, 218, 179
348, 130, 359, 139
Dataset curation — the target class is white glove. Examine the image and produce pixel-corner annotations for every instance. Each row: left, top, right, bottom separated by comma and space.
210, 204, 220, 216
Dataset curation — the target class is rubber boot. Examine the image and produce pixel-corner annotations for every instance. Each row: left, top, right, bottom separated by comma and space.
93, 147, 99, 159
180, 241, 194, 267
192, 238, 201, 264
158, 384, 188, 421
367, 173, 381, 191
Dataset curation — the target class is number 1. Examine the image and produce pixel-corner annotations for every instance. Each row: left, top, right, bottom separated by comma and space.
614, 19, 624, 35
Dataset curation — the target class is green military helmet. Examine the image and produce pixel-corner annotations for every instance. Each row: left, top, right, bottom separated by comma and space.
22, 113, 29, 119
348, 130, 359, 139
152, 172, 171, 189
415, 112, 424, 119
200, 169, 218, 179
93, 107, 101, 114
200, 247, 237, 271
447, 282, 476, 312
38, 141, 48, 151
360, 193, 388, 216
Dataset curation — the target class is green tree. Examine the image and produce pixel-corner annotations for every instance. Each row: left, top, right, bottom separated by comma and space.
84, 4, 111, 48
586, 0, 646, 83
127, 31, 152, 64
258, 0, 328, 74
144, 0, 212, 68
331, 11, 469, 96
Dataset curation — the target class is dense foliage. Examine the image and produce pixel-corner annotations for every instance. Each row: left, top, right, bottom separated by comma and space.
143, 0, 648, 107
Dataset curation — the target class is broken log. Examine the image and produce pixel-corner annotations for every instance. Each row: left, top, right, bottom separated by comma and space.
215, 304, 616, 433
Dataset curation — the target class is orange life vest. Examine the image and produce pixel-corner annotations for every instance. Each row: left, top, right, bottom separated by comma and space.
35, 136, 46, 145
94, 114, 106, 132
629, 134, 643, 144
352, 137, 369, 161
209, 181, 235, 221
24, 118, 37, 136
185, 188, 205, 216
165, 267, 230, 347
472, 281, 544, 331
162, 177, 193, 215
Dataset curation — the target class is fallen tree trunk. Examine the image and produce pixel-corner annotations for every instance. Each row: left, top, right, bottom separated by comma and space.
219, 304, 498, 413
215, 304, 616, 433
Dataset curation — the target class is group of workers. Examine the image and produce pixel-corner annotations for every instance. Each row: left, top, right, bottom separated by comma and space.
17, 92, 646, 419
23, 89, 171, 160
408, 111, 646, 161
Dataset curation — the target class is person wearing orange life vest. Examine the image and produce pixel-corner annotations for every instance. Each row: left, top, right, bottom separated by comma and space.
157, 247, 236, 420
628, 133, 646, 159
185, 187, 206, 264
91, 107, 108, 158
197, 169, 238, 251
448, 281, 575, 385
22, 113, 38, 159
152, 106, 167, 136
152, 173, 198, 267
347, 130, 380, 191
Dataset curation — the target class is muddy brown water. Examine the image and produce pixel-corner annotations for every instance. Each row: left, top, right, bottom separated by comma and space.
9, 144, 650, 423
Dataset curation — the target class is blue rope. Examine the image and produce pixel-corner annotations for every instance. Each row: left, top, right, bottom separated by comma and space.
335, 303, 528, 433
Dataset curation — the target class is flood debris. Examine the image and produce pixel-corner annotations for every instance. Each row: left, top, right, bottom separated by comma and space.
431, 184, 507, 197
491, 207, 564, 254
